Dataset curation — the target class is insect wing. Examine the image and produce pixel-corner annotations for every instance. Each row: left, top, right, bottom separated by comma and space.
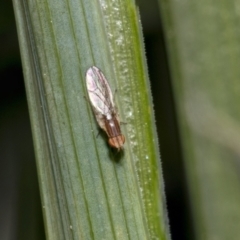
86, 66, 114, 116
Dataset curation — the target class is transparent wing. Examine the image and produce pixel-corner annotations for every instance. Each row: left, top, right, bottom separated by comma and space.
86, 66, 115, 116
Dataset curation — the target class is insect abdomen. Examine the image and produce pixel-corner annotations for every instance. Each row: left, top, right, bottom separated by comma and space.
104, 116, 125, 150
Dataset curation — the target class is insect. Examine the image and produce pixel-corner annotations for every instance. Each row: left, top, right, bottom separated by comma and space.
85, 66, 125, 151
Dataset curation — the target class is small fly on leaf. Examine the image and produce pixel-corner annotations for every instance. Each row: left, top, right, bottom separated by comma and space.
85, 66, 125, 151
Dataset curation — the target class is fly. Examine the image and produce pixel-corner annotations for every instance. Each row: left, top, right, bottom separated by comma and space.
85, 66, 125, 151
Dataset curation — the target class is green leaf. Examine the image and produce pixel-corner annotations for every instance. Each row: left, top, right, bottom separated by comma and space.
12, 0, 170, 239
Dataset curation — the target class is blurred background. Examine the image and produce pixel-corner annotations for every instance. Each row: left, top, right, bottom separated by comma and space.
2, 0, 240, 239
